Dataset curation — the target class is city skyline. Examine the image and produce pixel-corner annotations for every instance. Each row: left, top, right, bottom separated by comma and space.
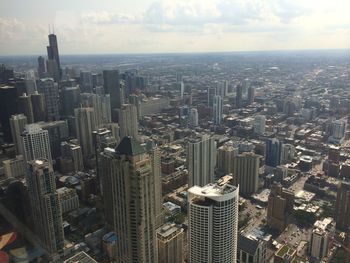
1, 2, 350, 261
1, 0, 350, 55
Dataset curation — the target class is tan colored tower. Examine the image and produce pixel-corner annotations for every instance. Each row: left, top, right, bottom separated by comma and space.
27, 159, 64, 256
149, 146, 164, 228
99, 137, 157, 263
267, 182, 294, 232
233, 152, 261, 195
157, 223, 184, 263
217, 143, 238, 176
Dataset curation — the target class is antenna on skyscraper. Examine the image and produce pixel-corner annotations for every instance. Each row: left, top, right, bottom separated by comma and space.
48, 24, 51, 34
53, 24, 55, 34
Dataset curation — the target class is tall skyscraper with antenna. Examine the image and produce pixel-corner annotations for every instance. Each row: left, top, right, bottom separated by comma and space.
46, 27, 61, 81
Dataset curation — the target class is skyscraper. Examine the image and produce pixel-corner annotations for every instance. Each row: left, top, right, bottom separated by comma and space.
148, 145, 163, 228
309, 218, 335, 260
27, 159, 64, 255
266, 138, 282, 167
74, 107, 96, 159
253, 115, 266, 135
39, 120, 69, 159
267, 182, 294, 232
37, 56, 46, 78
188, 135, 217, 187
335, 181, 350, 230
217, 143, 238, 176
61, 86, 81, 117
22, 124, 52, 163
81, 93, 111, 128
237, 233, 267, 263
216, 81, 228, 98
180, 81, 185, 98
213, 95, 223, 125
233, 152, 260, 195
103, 70, 123, 110
46, 33, 61, 81
157, 223, 184, 263
207, 87, 216, 107
10, 114, 27, 155
188, 108, 199, 127
188, 175, 239, 263
0, 86, 18, 142
18, 93, 34, 123
99, 137, 157, 263
247, 86, 255, 104
117, 104, 139, 140
80, 71, 93, 93
31, 91, 46, 122
236, 84, 243, 108
281, 144, 295, 164
60, 141, 84, 172
38, 78, 60, 121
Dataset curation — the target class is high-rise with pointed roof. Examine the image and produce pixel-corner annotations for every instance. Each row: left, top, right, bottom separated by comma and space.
99, 137, 157, 263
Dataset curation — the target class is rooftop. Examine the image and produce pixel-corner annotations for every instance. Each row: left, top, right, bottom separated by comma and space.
189, 175, 238, 202
238, 234, 260, 255
64, 251, 97, 263
115, 137, 145, 156
157, 223, 183, 240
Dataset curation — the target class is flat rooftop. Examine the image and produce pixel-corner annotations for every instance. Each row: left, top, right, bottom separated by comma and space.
189, 175, 238, 202
157, 223, 183, 240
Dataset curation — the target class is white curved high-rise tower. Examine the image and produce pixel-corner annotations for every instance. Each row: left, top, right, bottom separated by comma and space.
188, 176, 239, 263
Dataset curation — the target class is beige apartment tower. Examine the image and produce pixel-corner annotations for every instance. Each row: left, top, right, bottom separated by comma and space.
217, 142, 238, 176
99, 137, 157, 263
233, 152, 260, 195
157, 223, 184, 263
267, 182, 294, 232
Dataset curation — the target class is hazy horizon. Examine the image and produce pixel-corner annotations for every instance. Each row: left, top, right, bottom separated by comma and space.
1, 48, 350, 58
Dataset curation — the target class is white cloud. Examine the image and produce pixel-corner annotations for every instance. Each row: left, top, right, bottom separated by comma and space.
0, 0, 349, 55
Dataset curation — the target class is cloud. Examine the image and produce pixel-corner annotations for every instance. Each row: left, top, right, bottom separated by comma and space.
0, 0, 349, 55
270, 0, 310, 23
80, 0, 309, 32
81, 11, 140, 24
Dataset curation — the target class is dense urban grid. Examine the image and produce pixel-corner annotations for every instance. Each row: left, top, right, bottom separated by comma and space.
0, 33, 349, 263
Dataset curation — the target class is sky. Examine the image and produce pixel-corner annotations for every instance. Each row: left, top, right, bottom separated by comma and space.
0, 0, 349, 55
